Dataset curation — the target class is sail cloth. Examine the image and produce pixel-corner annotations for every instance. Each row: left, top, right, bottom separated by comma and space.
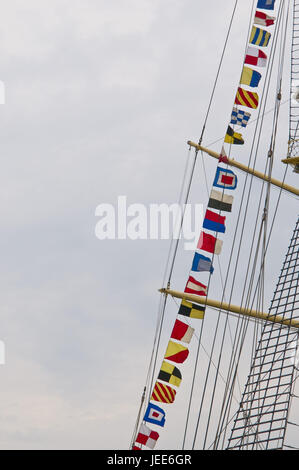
170, 319, 194, 344
197, 231, 223, 255
191, 252, 214, 274
158, 361, 182, 387
208, 189, 234, 212
164, 340, 189, 363
224, 125, 244, 145
213, 167, 238, 189
185, 276, 207, 295
240, 67, 262, 88
143, 403, 166, 427
203, 209, 226, 233
235, 87, 259, 109
151, 381, 176, 403
135, 423, 159, 449
257, 0, 276, 10
178, 299, 205, 319
249, 26, 271, 47
245, 46, 267, 67
254, 10, 275, 27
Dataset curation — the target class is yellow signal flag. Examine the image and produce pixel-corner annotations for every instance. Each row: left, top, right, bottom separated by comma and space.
178, 299, 205, 319
164, 340, 189, 364
158, 361, 182, 387
224, 126, 244, 145
235, 87, 259, 109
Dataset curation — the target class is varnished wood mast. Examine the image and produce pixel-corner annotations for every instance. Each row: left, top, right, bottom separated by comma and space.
187, 141, 299, 197
159, 143, 299, 329
159, 288, 299, 329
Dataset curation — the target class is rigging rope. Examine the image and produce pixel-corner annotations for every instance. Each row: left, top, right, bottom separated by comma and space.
181, 0, 240, 449
217, 2, 292, 448
190, 0, 291, 450
198, 0, 239, 145
130, 145, 193, 448
214, 1, 291, 449
132, 0, 296, 451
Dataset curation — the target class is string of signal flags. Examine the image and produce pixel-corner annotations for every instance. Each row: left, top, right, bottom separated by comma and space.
132, 0, 276, 451
225, 0, 276, 145
133, 164, 238, 451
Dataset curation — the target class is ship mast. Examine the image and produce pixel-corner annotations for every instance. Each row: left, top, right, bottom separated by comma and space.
131, 0, 299, 451
226, 0, 299, 450
226, 218, 299, 449
286, 0, 299, 172
162, 0, 299, 450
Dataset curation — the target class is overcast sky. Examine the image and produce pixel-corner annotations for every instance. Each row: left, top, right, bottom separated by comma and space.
0, 0, 298, 450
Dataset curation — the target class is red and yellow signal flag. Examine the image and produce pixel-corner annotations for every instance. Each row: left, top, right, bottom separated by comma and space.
235, 87, 259, 109
151, 381, 176, 404
164, 340, 189, 363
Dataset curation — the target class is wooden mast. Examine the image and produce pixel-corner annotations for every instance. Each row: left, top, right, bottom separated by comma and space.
157, 141, 299, 330
187, 141, 299, 197
159, 288, 299, 329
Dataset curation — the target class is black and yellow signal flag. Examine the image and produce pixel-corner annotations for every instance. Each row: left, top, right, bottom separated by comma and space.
158, 361, 182, 388
224, 125, 244, 145
178, 299, 205, 319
